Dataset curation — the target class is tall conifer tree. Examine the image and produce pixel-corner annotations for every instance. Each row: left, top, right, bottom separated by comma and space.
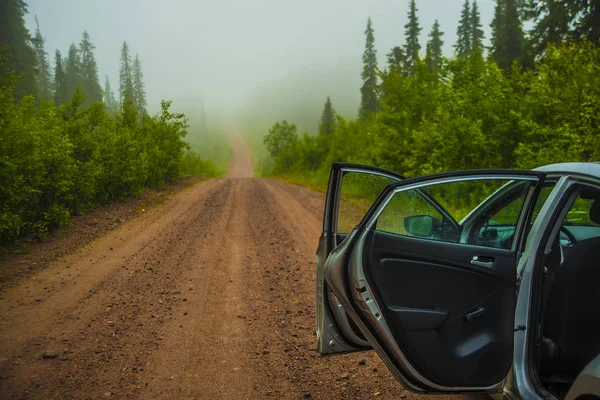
32, 16, 52, 99
455, 0, 472, 57
319, 96, 336, 135
359, 18, 379, 119
426, 20, 444, 73
132, 54, 147, 117
403, 0, 422, 75
79, 31, 102, 105
53, 49, 68, 104
119, 41, 134, 106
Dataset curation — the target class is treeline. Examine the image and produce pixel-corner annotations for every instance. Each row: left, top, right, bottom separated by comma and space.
263, 0, 600, 182
0, 1, 217, 243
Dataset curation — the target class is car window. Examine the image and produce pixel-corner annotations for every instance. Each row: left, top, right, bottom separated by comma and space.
561, 187, 600, 243
531, 183, 558, 223
376, 178, 534, 249
336, 171, 397, 234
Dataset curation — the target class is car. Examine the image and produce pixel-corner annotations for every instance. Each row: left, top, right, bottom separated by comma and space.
316, 162, 600, 400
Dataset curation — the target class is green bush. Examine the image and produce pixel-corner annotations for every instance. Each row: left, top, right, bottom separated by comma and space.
0, 72, 216, 243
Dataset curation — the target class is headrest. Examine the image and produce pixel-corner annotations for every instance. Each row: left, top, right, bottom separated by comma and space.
590, 200, 600, 225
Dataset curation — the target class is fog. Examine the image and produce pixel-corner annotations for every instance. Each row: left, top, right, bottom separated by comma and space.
25, 0, 495, 126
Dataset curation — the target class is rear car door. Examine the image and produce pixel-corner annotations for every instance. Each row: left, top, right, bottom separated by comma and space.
324, 170, 545, 393
316, 163, 403, 355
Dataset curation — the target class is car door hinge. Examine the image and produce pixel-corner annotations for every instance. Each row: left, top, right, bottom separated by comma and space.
514, 325, 526, 332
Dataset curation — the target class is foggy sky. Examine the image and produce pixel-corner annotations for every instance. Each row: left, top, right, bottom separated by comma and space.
25, 0, 495, 115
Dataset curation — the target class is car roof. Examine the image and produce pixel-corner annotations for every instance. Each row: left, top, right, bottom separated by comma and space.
535, 162, 600, 179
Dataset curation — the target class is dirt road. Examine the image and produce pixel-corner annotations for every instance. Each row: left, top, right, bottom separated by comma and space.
0, 135, 479, 399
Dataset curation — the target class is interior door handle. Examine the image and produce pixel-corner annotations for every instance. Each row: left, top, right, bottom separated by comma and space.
465, 306, 486, 322
471, 255, 495, 268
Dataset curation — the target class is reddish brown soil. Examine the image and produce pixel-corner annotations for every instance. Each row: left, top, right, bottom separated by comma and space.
0, 136, 485, 400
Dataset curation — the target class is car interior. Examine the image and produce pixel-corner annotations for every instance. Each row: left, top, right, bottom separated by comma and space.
536, 185, 600, 398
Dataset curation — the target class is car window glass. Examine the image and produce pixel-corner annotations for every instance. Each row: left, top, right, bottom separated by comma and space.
531, 184, 557, 223
336, 172, 397, 234
560, 187, 600, 243
376, 178, 533, 249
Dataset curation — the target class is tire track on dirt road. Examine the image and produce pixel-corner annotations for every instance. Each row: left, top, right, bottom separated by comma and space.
0, 132, 482, 400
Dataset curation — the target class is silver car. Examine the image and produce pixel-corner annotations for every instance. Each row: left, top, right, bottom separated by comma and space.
316, 162, 600, 399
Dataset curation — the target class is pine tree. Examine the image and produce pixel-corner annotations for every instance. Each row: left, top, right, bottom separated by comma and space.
359, 18, 379, 119
0, 0, 38, 98
426, 20, 444, 72
53, 49, 68, 105
119, 41, 134, 106
491, 0, 525, 72
65, 43, 82, 99
490, 0, 505, 60
525, 0, 573, 58
79, 31, 103, 106
386, 46, 405, 74
31, 16, 52, 100
318, 96, 336, 135
471, 0, 485, 54
132, 54, 147, 117
455, 0, 472, 58
574, 0, 600, 44
403, 0, 422, 75
103, 75, 118, 113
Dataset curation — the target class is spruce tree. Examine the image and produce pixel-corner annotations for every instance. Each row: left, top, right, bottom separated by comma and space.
403, 0, 422, 75
53, 49, 68, 105
103, 75, 118, 113
525, 1, 572, 58
574, 0, 600, 44
426, 20, 444, 73
318, 96, 336, 135
65, 43, 82, 99
79, 31, 103, 106
0, 0, 38, 98
491, 0, 525, 71
31, 16, 52, 100
132, 54, 147, 117
119, 41, 134, 106
359, 18, 378, 119
471, 0, 485, 54
490, 0, 505, 61
455, 0, 472, 58
386, 46, 405, 74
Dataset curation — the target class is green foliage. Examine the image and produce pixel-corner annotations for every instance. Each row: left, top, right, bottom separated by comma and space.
0, 68, 216, 243
515, 41, 600, 168
0, 0, 38, 99
359, 18, 378, 119
261, 41, 600, 192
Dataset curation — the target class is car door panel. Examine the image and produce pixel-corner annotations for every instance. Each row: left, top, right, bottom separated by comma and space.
324, 170, 545, 392
363, 230, 515, 387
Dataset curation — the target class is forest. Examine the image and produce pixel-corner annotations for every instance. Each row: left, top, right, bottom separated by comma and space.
262, 0, 600, 187
0, 1, 219, 243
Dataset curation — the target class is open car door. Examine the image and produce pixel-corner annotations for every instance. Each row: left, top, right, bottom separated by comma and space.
323, 170, 545, 393
316, 163, 404, 355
